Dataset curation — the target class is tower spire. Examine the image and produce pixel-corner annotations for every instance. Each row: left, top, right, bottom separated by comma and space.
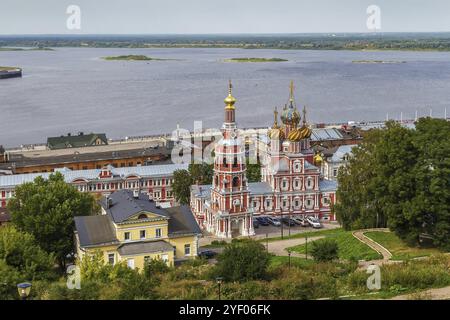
302, 105, 307, 126
224, 79, 236, 110
273, 107, 279, 128
289, 80, 295, 104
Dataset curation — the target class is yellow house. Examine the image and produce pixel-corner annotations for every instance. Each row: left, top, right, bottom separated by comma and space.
74, 189, 202, 270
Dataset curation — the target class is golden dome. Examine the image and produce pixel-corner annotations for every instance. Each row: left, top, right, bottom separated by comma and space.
299, 125, 312, 139
224, 80, 236, 109
287, 128, 302, 141
281, 81, 301, 126
268, 107, 286, 140
269, 127, 285, 140
313, 152, 323, 165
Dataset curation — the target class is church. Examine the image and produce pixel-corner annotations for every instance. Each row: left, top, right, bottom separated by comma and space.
190, 81, 337, 238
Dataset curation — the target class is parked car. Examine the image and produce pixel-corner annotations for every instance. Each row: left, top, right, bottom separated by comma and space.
281, 217, 296, 226
256, 216, 270, 226
198, 250, 218, 259
253, 219, 260, 229
267, 217, 281, 226
306, 216, 322, 229
292, 217, 309, 227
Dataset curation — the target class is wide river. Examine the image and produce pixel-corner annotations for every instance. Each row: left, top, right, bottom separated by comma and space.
1, 47, 449, 147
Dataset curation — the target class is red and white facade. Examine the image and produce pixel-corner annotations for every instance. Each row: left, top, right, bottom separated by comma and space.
0, 163, 186, 208
191, 82, 337, 238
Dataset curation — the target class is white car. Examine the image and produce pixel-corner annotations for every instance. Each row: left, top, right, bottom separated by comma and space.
306, 216, 322, 229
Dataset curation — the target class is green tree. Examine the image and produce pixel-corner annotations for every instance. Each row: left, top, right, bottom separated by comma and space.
8, 172, 98, 270
246, 159, 261, 183
213, 239, 270, 282
335, 118, 450, 249
172, 169, 193, 205
310, 239, 339, 262
0, 225, 55, 280
189, 163, 213, 185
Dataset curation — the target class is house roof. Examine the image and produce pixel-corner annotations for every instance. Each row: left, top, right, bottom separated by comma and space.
248, 182, 272, 195
47, 133, 108, 150
0, 163, 188, 188
165, 205, 202, 236
191, 184, 212, 198
118, 240, 174, 256
74, 215, 118, 247
330, 144, 357, 162
319, 179, 338, 192
101, 189, 170, 223
0, 145, 171, 170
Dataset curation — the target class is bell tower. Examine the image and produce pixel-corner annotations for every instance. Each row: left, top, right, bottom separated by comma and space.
208, 81, 254, 238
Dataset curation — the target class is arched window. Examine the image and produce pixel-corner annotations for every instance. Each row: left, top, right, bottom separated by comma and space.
138, 214, 147, 220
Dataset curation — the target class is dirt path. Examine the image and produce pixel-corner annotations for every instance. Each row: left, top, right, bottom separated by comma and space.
352, 228, 393, 267
390, 285, 450, 300
266, 236, 323, 257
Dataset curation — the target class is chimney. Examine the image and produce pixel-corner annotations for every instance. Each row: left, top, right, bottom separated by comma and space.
106, 196, 113, 209
133, 189, 139, 199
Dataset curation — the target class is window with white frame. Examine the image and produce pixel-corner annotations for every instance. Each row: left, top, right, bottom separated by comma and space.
140, 230, 146, 239
124, 232, 131, 241
281, 178, 289, 191
184, 244, 191, 256
306, 177, 314, 190
294, 198, 301, 209
306, 198, 314, 209
108, 253, 115, 265
294, 178, 301, 190
293, 160, 302, 172
155, 228, 162, 238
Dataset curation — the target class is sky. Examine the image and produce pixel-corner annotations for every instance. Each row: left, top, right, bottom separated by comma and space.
1, 0, 450, 34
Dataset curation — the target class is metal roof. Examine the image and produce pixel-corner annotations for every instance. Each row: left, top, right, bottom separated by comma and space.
0, 163, 188, 188
319, 179, 338, 192
74, 215, 118, 247
248, 182, 273, 195
166, 205, 202, 236
310, 128, 344, 141
330, 144, 357, 162
118, 240, 174, 256
102, 189, 170, 223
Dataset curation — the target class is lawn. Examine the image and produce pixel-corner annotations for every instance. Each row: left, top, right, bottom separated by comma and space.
287, 229, 382, 261
364, 231, 444, 260
269, 255, 315, 269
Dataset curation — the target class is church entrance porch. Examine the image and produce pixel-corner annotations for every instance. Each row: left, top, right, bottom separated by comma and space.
215, 214, 255, 239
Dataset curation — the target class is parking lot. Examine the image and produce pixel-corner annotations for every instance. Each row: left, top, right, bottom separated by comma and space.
198, 221, 340, 247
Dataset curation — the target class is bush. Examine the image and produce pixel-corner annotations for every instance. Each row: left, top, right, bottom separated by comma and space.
213, 239, 270, 282
144, 258, 171, 277
310, 239, 339, 262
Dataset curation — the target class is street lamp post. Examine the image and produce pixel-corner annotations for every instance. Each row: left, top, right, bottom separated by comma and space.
266, 233, 269, 252
216, 277, 223, 300
305, 235, 308, 260
288, 251, 291, 270
17, 282, 32, 300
